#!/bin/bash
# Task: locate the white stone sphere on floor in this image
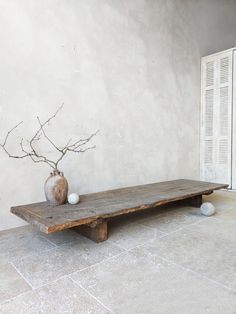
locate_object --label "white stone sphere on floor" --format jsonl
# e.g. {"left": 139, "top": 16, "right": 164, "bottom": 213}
{"left": 68, "top": 193, "right": 80, "bottom": 205}
{"left": 200, "top": 202, "right": 215, "bottom": 216}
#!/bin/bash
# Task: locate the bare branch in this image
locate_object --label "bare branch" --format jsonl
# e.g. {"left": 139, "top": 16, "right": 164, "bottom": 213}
{"left": 66, "top": 130, "right": 100, "bottom": 151}
{"left": 75, "top": 145, "right": 96, "bottom": 153}
{"left": 2, "top": 121, "right": 23, "bottom": 146}
{"left": 0, "top": 122, "right": 29, "bottom": 159}
{"left": 0, "top": 105, "right": 98, "bottom": 171}
{"left": 29, "top": 104, "right": 64, "bottom": 153}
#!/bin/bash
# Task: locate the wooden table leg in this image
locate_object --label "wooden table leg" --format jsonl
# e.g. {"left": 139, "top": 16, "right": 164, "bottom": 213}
{"left": 73, "top": 219, "right": 108, "bottom": 243}
{"left": 185, "top": 195, "right": 203, "bottom": 207}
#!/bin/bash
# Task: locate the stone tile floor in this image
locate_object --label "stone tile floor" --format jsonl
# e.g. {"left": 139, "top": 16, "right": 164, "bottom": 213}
{"left": 0, "top": 190, "right": 236, "bottom": 313}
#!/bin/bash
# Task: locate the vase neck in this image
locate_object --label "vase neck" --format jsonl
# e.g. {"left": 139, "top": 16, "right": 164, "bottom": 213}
{"left": 51, "top": 170, "right": 63, "bottom": 176}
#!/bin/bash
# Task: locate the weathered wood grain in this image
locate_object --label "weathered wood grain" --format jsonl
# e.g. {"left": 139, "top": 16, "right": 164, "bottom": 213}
{"left": 11, "top": 180, "right": 228, "bottom": 236}
{"left": 73, "top": 219, "right": 108, "bottom": 243}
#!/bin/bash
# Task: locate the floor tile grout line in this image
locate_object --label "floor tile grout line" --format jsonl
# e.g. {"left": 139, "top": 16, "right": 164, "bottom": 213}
{"left": 207, "top": 216, "right": 234, "bottom": 223}
{"left": 106, "top": 213, "right": 236, "bottom": 293}
{"left": 40, "top": 235, "right": 84, "bottom": 248}
{"left": 106, "top": 239, "right": 129, "bottom": 252}
{"left": 0, "top": 274, "right": 69, "bottom": 305}
{"left": 48, "top": 232, "right": 126, "bottom": 249}
{"left": 107, "top": 222, "right": 167, "bottom": 251}
{"left": 107, "top": 214, "right": 209, "bottom": 252}
{"left": 136, "top": 215, "right": 211, "bottom": 240}
{"left": 70, "top": 219, "right": 235, "bottom": 308}
{"left": 107, "top": 215, "right": 209, "bottom": 251}
{"left": 134, "top": 221, "right": 168, "bottom": 235}
{"left": 69, "top": 251, "right": 127, "bottom": 277}
{"left": 105, "top": 216, "right": 236, "bottom": 293}
{"left": 11, "top": 250, "right": 128, "bottom": 293}
{"left": 158, "top": 217, "right": 211, "bottom": 237}
{"left": 29, "top": 274, "right": 72, "bottom": 290}
{"left": 50, "top": 234, "right": 130, "bottom": 253}
{"left": 0, "top": 286, "right": 34, "bottom": 306}
{"left": 38, "top": 235, "right": 58, "bottom": 247}
{"left": 154, "top": 254, "right": 236, "bottom": 294}
{"left": 4, "top": 245, "right": 235, "bottom": 307}
{"left": 154, "top": 228, "right": 168, "bottom": 238}
{"left": 70, "top": 276, "right": 114, "bottom": 314}
{"left": 6, "top": 236, "right": 128, "bottom": 295}
{"left": 10, "top": 261, "right": 34, "bottom": 290}
{"left": 10, "top": 235, "right": 98, "bottom": 264}
{"left": 115, "top": 233, "right": 236, "bottom": 294}
{"left": 128, "top": 216, "right": 222, "bottom": 253}
{"left": 10, "top": 246, "right": 57, "bottom": 263}
{"left": 103, "top": 218, "right": 207, "bottom": 253}
{"left": 1, "top": 269, "right": 111, "bottom": 306}
{"left": 122, "top": 237, "right": 158, "bottom": 252}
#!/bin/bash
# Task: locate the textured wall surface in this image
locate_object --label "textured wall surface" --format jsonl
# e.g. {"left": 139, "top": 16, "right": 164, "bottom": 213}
{"left": 0, "top": 0, "right": 236, "bottom": 230}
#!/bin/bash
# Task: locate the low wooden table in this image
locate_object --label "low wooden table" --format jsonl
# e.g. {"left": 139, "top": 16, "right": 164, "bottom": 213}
{"left": 11, "top": 179, "right": 228, "bottom": 243}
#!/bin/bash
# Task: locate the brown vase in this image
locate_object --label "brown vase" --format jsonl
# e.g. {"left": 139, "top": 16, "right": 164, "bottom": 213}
{"left": 44, "top": 170, "right": 68, "bottom": 205}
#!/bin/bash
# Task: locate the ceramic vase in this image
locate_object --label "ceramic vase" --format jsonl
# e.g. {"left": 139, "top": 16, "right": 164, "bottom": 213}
{"left": 44, "top": 170, "right": 68, "bottom": 205}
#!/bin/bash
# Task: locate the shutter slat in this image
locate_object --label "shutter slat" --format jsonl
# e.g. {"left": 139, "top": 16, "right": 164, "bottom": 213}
{"left": 220, "top": 57, "right": 229, "bottom": 84}
{"left": 201, "top": 50, "right": 233, "bottom": 187}
{"left": 218, "top": 139, "right": 228, "bottom": 164}
{"left": 205, "top": 89, "right": 214, "bottom": 136}
{"left": 204, "top": 140, "right": 213, "bottom": 164}
{"left": 220, "top": 87, "right": 229, "bottom": 136}
{"left": 206, "top": 61, "right": 214, "bottom": 87}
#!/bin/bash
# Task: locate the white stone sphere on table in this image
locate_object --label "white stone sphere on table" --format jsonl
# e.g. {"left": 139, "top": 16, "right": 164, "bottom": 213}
{"left": 200, "top": 202, "right": 215, "bottom": 216}
{"left": 68, "top": 193, "right": 80, "bottom": 205}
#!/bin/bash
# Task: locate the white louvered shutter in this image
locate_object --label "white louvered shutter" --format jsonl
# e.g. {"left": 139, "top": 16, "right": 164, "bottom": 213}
{"left": 232, "top": 50, "right": 236, "bottom": 188}
{"left": 200, "top": 50, "right": 233, "bottom": 186}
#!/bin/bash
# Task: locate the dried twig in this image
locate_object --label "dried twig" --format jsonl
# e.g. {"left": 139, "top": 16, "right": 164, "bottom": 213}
{"left": 0, "top": 105, "right": 99, "bottom": 170}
